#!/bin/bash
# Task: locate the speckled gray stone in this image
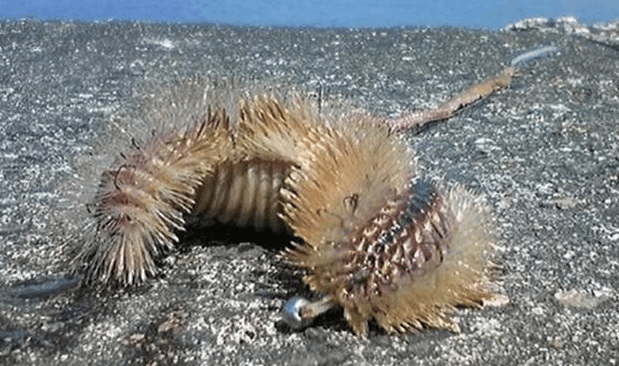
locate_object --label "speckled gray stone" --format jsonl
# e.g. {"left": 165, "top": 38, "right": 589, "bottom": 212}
{"left": 0, "top": 18, "right": 618, "bottom": 366}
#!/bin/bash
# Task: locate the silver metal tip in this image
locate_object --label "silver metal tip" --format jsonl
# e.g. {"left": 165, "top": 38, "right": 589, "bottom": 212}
{"left": 282, "top": 296, "right": 311, "bottom": 329}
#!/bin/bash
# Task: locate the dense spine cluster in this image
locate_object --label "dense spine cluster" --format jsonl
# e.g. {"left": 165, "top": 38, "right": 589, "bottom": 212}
{"left": 78, "top": 110, "right": 232, "bottom": 284}
{"left": 76, "top": 71, "right": 504, "bottom": 336}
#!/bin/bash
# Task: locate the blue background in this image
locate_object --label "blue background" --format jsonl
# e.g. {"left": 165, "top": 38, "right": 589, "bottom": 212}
{"left": 1, "top": 0, "right": 618, "bottom": 28}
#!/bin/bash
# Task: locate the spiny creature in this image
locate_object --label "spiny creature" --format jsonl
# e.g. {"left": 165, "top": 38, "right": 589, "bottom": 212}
{"left": 74, "top": 47, "right": 556, "bottom": 336}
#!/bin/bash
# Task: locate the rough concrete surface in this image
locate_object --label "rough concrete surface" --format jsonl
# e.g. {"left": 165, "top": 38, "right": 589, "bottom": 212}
{"left": 0, "top": 17, "right": 618, "bottom": 365}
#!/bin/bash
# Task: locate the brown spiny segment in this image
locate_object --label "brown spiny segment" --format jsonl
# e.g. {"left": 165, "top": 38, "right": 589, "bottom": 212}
{"left": 189, "top": 95, "right": 327, "bottom": 234}
{"left": 316, "top": 181, "right": 449, "bottom": 301}
{"left": 76, "top": 64, "right": 510, "bottom": 335}
{"left": 77, "top": 109, "right": 233, "bottom": 285}
{"left": 335, "top": 181, "right": 457, "bottom": 335}
{"left": 284, "top": 179, "right": 494, "bottom": 336}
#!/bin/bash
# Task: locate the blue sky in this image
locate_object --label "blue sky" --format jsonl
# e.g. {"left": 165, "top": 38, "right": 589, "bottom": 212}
{"left": 1, "top": 0, "right": 617, "bottom": 28}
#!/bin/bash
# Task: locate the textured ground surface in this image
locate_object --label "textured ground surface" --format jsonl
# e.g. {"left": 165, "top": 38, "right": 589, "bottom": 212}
{"left": 0, "top": 17, "right": 618, "bottom": 365}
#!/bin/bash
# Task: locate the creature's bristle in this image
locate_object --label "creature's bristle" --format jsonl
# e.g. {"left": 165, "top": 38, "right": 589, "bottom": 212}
{"left": 77, "top": 112, "right": 232, "bottom": 285}
{"left": 77, "top": 71, "right": 504, "bottom": 335}
{"left": 280, "top": 119, "right": 415, "bottom": 255}
{"left": 367, "top": 183, "right": 494, "bottom": 335}
{"left": 192, "top": 96, "right": 332, "bottom": 234}
{"left": 283, "top": 175, "right": 494, "bottom": 336}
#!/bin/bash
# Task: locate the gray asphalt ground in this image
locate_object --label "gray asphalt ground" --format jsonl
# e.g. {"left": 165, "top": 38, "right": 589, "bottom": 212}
{"left": 0, "top": 17, "right": 618, "bottom": 365}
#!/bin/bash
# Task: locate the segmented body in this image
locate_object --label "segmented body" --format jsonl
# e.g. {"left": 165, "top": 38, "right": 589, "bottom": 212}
{"left": 334, "top": 181, "right": 449, "bottom": 302}
{"left": 78, "top": 72, "right": 502, "bottom": 336}
{"left": 192, "top": 158, "right": 291, "bottom": 234}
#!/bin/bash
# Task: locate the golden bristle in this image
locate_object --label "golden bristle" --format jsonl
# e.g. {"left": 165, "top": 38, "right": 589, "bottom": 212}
{"left": 280, "top": 129, "right": 495, "bottom": 335}
{"left": 350, "top": 183, "right": 495, "bottom": 335}
{"left": 280, "top": 121, "right": 415, "bottom": 255}
{"left": 192, "top": 95, "right": 327, "bottom": 234}
{"left": 77, "top": 111, "right": 232, "bottom": 285}
{"left": 77, "top": 69, "right": 507, "bottom": 335}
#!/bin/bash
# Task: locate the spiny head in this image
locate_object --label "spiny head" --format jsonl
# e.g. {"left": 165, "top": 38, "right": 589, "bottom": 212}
{"left": 282, "top": 140, "right": 495, "bottom": 336}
